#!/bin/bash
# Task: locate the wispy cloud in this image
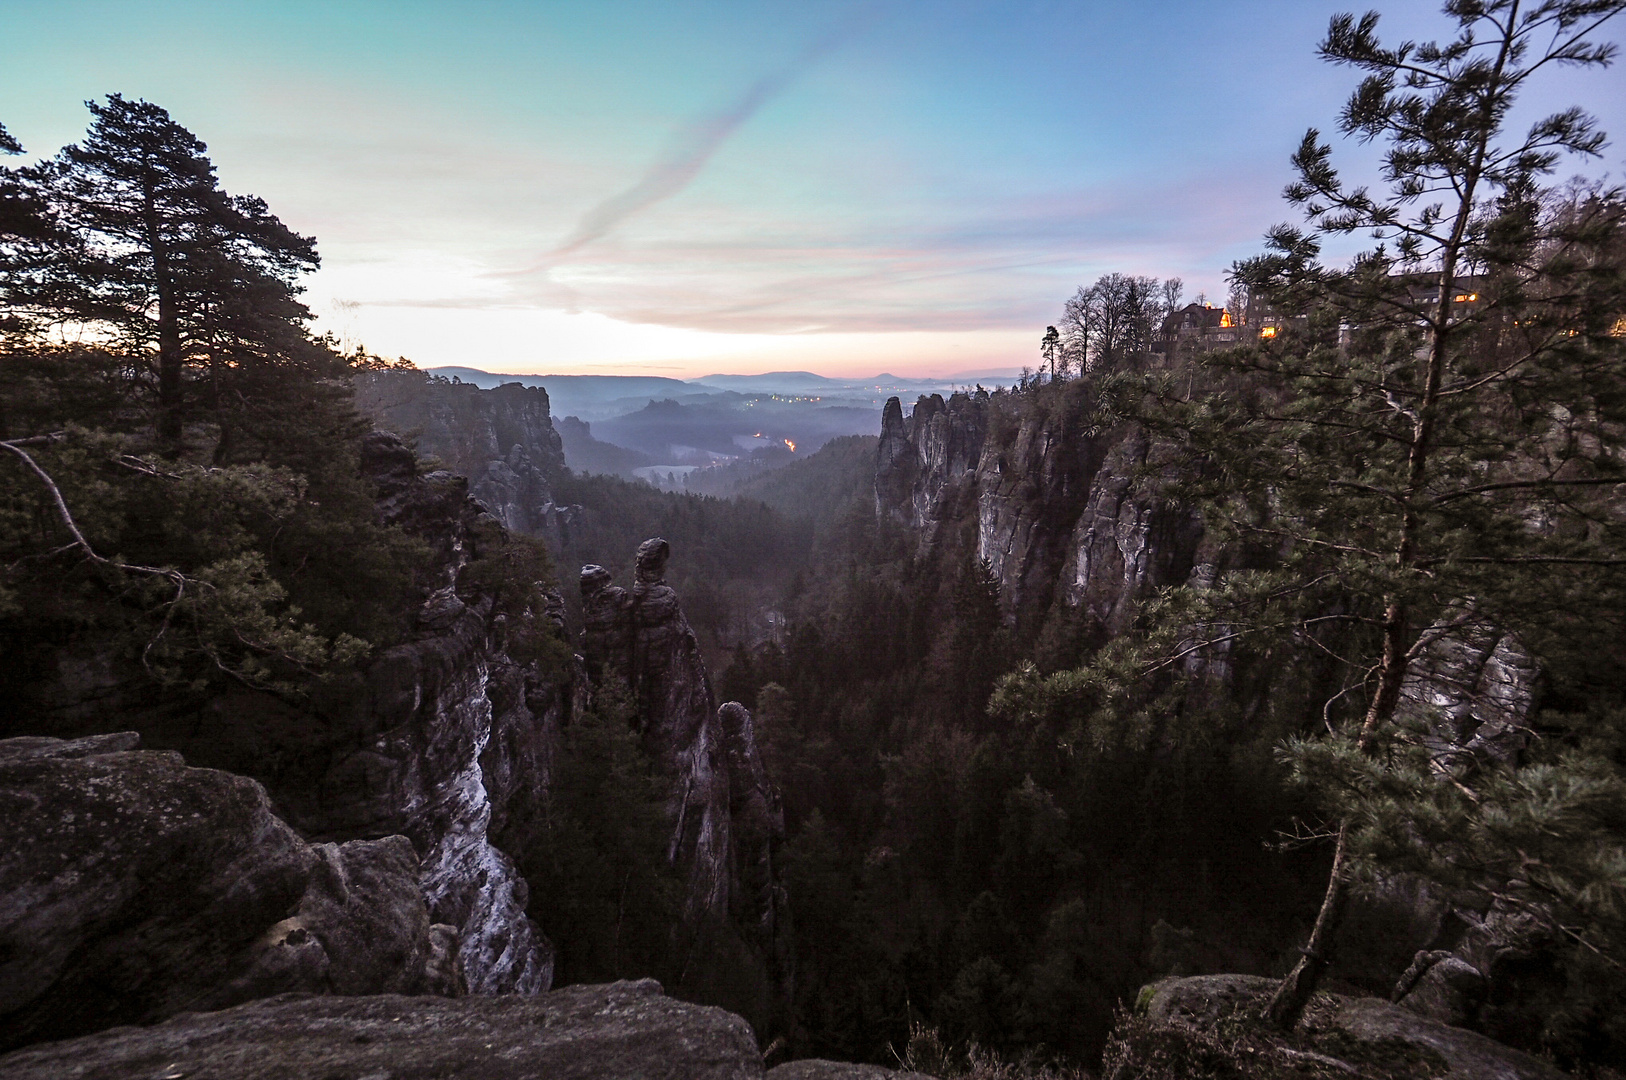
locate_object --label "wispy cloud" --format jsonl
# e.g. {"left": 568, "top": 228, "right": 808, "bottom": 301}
{"left": 509, "top": 18, "right": 864, "bottom": 275}
{"left": 471, "top": 162, "right": 1286, "bottom": 334}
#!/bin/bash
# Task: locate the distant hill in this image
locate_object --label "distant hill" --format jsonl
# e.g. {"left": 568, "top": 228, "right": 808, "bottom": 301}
{"left": 426, "top": 368, "right": 726, "bottom": 421}
{"left": 726, "top": 435, "right": 881, "bottom": 522}
{"left": 424, "top": 366, "right": 1011, "bottom": 418}
{"left": 690, "top": 371, "right": 847, "bottom": 393}
{"left": 689, "top": 371, "right": 992, "bottom": 396}
{"left": 590, "top": 397, "right": 879, "bottom": 464}
{"left": 554, "top": 415, "right": 654, "bottom": 477}
{"left": 431, "top": 367, "right": 709, "bottom": 395}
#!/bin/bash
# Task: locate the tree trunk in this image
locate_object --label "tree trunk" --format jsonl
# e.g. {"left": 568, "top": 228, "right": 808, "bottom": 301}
{"left": 143, "top": 179, "right": 183, "bottom": 453}
{"left": 1266, "top": 601, "right": 1407, "bottom": 1028}
{"left": 1266, "top": 822, "right": 1350, "bottom": 1027}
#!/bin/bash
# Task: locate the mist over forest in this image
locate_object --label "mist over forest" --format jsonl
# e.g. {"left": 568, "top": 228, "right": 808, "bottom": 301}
{"left": 427, "top": 365, "right": 999, "bottom": 494}
{"left": 5, "top": 4, "right": 1626, "bottom": 1080}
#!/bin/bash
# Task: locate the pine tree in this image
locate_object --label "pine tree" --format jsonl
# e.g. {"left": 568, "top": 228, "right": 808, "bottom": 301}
{"left": 10, "top": 96, "right": 326, "bottom": 453}
{"left": 0, "top": 122, "right": 56, "bottom": 338}
{"left": 1055, "top": 0, "right": 1626, "bottom": 1032}
{"left": 2, "top": 99, "right": 425, "bottom": 693}
{"left": 1212, "top": 1, "right": 1625, "bottom": 1028}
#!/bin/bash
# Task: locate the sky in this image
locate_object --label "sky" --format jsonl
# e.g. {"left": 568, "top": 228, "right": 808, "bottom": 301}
{"left": 3, "top": 1, "right": 1625, "bottom": 380}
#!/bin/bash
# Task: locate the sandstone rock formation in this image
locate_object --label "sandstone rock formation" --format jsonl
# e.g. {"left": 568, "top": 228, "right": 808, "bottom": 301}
{"left": 580, "top": 538, "right": 791, "bottom": 1019}
{"left": 876, "top": 392, "right": 989, "bottom": 539}
{"left": 0, "top": 979, "right": 760, "bottom": 1080}
{"left": 1396, "top": 613, "right": 1539, "bottom": 767}
{"left": 355, "top": 371, "right": 579, "bottom": 545}
{"left": 1388, "top": 894, "right": 1566, "bottom": 1053}
{"left": 1377, "top": 616, "right": 1547, "bottom": 1039}
{"left": 876, "top": 391, "right": 1204, "bottom": 631}
{"left": 0, "top": 732, "right": 454, "bottom": 1052}
{"left": 1056, "top": 427, "right": 1207, "bottom": 635}
{"left": 315, "top": 431, "right": 562, "bottom": 995}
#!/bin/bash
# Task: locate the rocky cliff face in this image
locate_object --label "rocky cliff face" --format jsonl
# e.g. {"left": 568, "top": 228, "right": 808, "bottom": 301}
{"left": 1055, "top": 427, "right": 1208, "bottom": 635}
{"left": 877, "top": 389, "right": 1205, "bottom": 632}
{"left": 291, "top": 431, "right": 563, "bottom": 994}
{"left": 356, "top": 371, "right": 579, "bottom": 545}
{"left": 0, "top": 432, "right": 564, "bottom": 999}
{"left": 338, "top": 431, "right": 790, "bottom": 1005}
{"left": 1381, "top": 615, "right": 1548, "bottom": 1040}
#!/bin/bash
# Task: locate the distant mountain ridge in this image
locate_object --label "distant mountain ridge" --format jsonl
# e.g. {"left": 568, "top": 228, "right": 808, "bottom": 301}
{"left": 692, "top": 371, "right": 851, "bottom": 392}
{"left": 427, "top": 366, "right": 1024, "bottom": 398}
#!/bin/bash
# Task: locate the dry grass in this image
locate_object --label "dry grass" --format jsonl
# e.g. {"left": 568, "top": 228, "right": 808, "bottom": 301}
{"left": 895, "top": 1022, "right": 1095, "bottom": 1080}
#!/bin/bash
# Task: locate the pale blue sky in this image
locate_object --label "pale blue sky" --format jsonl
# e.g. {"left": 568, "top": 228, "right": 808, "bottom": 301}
{"left": 4, "top": 1, "right": 1623, "bottom": 376}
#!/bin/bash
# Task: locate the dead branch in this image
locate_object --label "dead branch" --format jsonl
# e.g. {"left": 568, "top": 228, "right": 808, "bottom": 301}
{"left": 2, "top": 435, "right": 190, "bottom": 677}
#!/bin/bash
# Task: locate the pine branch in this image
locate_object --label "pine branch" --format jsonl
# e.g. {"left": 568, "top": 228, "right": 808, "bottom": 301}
{"left": 1432, "top": 477, "right": 1626, "bottom": 504}
{"left": 1423, "top": 555, "right": 1626, "bottom": 566}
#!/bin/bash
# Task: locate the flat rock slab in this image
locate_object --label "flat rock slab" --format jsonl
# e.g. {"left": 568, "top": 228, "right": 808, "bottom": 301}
{"left": 1335, "top": 996, "right": 1565, "bottom": 1080}
{"left": 768, "top": 1060, "right": 937, "bottom": 1080}
{"left": 1142, "top": 974, "right": 1566, "bottom": 1080}
{"left": 0, "top": 980, "right": 760, "bottom": 1080}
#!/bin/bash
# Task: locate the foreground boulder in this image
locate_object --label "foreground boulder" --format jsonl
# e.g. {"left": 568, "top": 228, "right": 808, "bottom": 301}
{"left": 0, "top": 979, "right": 757, "bottom": 1080}
{"left": 1118, "top": 974, "right": 1565, "bottom": 1080}
{"left": 0, "top": 733, "right": 455, "bottom": 1052}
